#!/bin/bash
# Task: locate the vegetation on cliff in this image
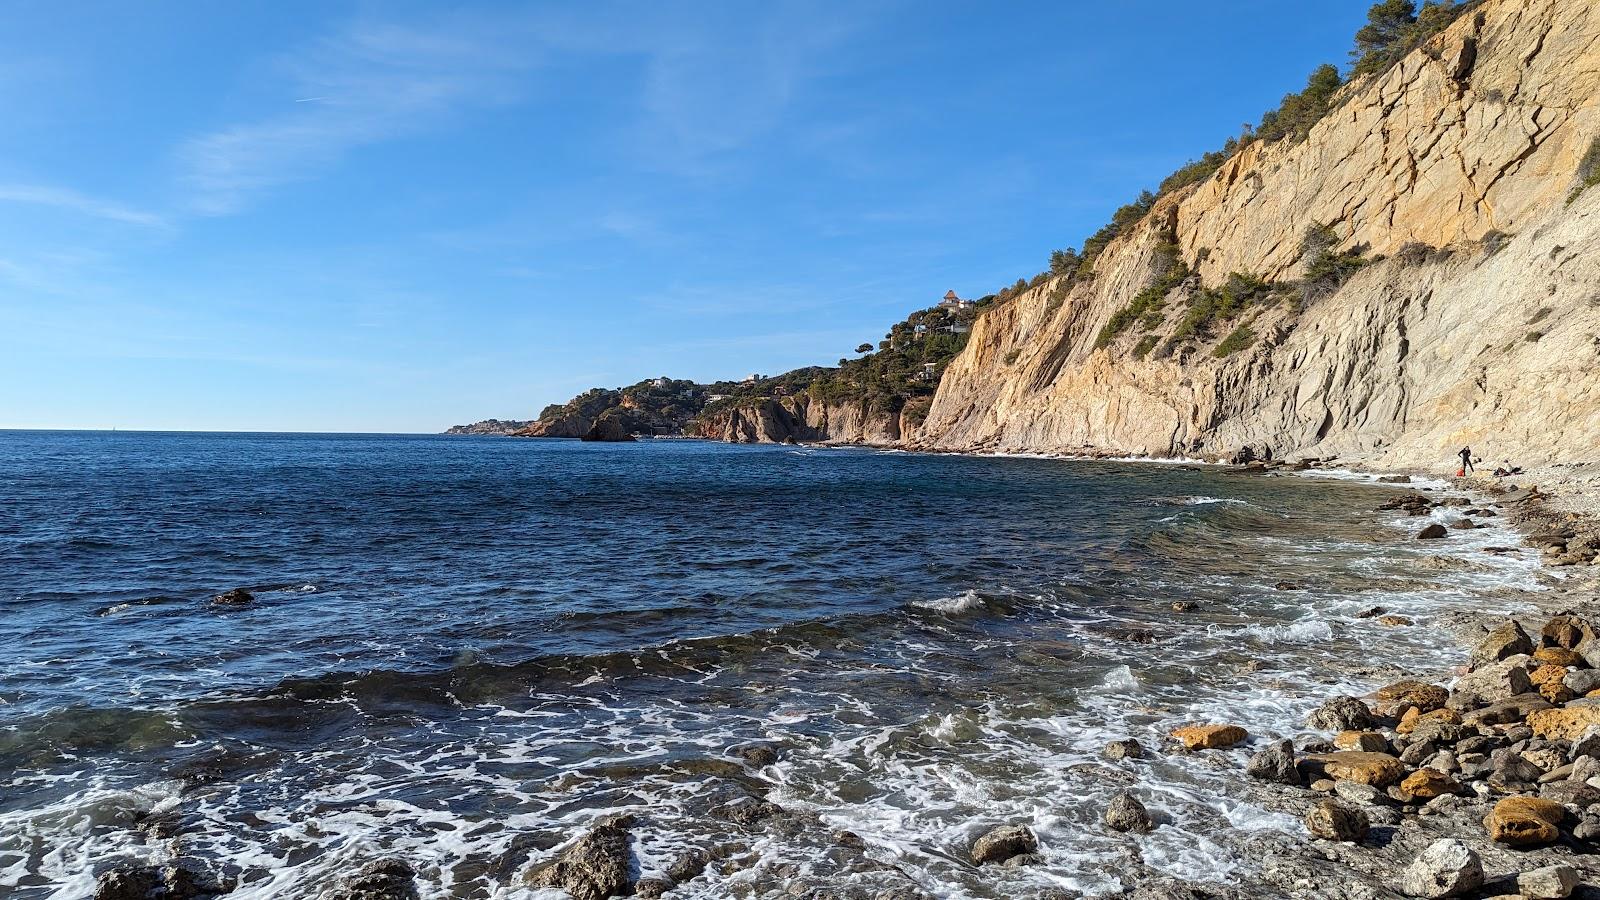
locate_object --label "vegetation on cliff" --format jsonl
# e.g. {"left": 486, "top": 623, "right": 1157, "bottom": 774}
{"left": 519, "top": 378, "right": 720, "bottom": 438}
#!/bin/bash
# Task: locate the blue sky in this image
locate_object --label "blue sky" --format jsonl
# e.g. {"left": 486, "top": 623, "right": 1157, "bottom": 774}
{"left": 0, "top": 1, "right": 1370, "bottom": 432}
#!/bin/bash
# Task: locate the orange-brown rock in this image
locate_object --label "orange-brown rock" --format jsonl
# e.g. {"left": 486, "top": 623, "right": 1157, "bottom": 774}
{"left": 1334, "top": 731, "right": 1388, "bottom": 753}
{"left": 1534, "top": 647, "right": 1585, "bottom": 667}
{"left": 1398, "top": 769, "right": 1460, "bottom": 801}
{"left": 1374, "top": 681, "right": 1450, "bottom": 716}
{"left": 1398, "top": 707, "right": 1462, "bottom": 736}
{"left": 1301, "top": 752, "right": 1407, "bottom": 788}
{"left": 1484, "top": 796, "right": 1565, "bottom": 846}
{"left": 1539, "top": 681, "right": 1576, "bottom": 704}
{"left": 1171, "top": 724, "right": 1247, "bottom": 750}
{"left": 1530, "top": 664, "right": 1570, "bottom": 688}
{"left": 1527, "top": 702, "right": 1600, "bottom": 741}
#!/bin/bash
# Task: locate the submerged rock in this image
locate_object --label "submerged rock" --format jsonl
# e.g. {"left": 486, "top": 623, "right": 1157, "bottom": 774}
{"left": 1101, "top": 738, "right": 1144, "bottom": 761}
{"left": 94, "top": 859, "right": 234, "bottom": 900}
{"left": 1398, "top": 839, "right": 1482, "bottom": 898}
{"left": 969, "top": 824, "right": 1037, "bottom": 865}
{"left": 210, "top": 588, "right": 254, "bottom": 606}
{"left": 1417, "top": 523, "right": 1449, "bottom": 540}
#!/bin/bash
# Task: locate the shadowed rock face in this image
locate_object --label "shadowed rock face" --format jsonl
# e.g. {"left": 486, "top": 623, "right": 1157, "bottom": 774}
{"left": 526, "top": 821, "right": 635, "bottom": 900}
{"left": 914, "top": 0, "right": 1600, "bottom": 470}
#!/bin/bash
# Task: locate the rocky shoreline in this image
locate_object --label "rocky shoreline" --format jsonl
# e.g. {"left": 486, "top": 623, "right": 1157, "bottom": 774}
{"left": 87, "top": 469, "right": 1600, "bottom": 900}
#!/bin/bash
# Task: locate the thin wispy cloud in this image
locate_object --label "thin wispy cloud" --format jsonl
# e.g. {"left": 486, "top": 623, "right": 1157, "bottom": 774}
{"left": 0, "top": 184, "right": 166, "bottom": 228}
{"left": 178, "top": 17, "right": 541, "bottom": 215}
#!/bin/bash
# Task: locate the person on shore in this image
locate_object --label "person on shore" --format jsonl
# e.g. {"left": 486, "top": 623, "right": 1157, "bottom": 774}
{"left": 1458, "top": 446, "right": 1474, "bottom": 475}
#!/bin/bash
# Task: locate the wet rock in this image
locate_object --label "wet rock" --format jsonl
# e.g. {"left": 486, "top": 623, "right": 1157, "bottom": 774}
{"left": 1471, "top": 619, "right": 1534, "bottom": 663}
{"left": 732, "top": 744, "right": 779, "bottom": 767}
{"left": 1450, "top": 658, "right": 1534, "bottom": 708}
{"left": 1169, "top": 723, "right": 1246, "bottom": 750}
{"left": 1245, "top": 740, "right": 1301, "bottom": 785}
{"left": 526, "top": 821, "right": 634, "bottom": 900}
{"left": 634, "top": 879, "right": 670, "bottom": 899}
{"left": 333, "top": 860, "right": 419, "bottom": 900}
{"left": 1304, "top": 799, "right": 1368, "bottom": 843}
{"left": 95, "top": 859, "right": 234, "bottom": 900}
{"left": 1516, "top": 865, "right": 1579, "bottom": 899}
{"left": 832, "top": 830, "right": 865, "bottom": 850}
{"left": 210, "top": 588, "right": 254, "bottom": 606}
{"left": 1333, "top": 731, "right": 1389, "bottom": 753}
{"left": 1377, "top": 614, "right": 1414, "bottom": 627}
{"left": 969, "top": 824, "right": 1037, "bottom": 865}
{"left": 1417, "top": 523, "right": 1449, "bottom": 540}
{"left": 1000, "top": 853, "right": 1043, "bottom": 869}
{"left": 1356, "top": 606, "right": 1386, "bottom": 618}
{"left": 1378, "top": 474, "right": 1412, "bottom": 484}
{"left": 1169, "top": 599, "right": 1199, "bottom": 611}
{"left": 1275, "top": 581, "right": 1303, "bottom": 591}
{"left": 1398, "top": 838, "right": 1482, "bottom": 898}
{"left": 1306, "top": 696, "right": 1374, "bottom": 732}
{"left": 1375, "top": 680, "right": 1450, "bottom": 716}
{"left": 1300, "top": 751, "right": 1407, "bottom": 787}
{"left": 1528, "top": 698, "right": 1600, "bottom": 741}
{"left": 94, "top": 866, "right": 161, "bottom": 900}
{"left": 1101, "top": 738, "right": 1144, "bottom": 760}
{"left": 666, "top": 848, "right": 710, "bottom": 884}
{"left": 716, "top": 798, "right": 784, "bottom": 825}
{"left": 1103, "top": 791, "right": 1153, "bottom": 834}
{"left": 1483, "top": 796, "right": 1565, "bottom": 846}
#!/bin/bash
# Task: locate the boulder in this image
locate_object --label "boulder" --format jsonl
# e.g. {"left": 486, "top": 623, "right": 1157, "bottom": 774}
{"left": 1396, "top": 769, "right": 1460, "bottom": 801}
{"left": 1304, "top": 799, "right": 1368, "bottom": 843}
{"left": 1375, "top": 681, "right": 1450, "bottom": 716}
{"left": 1484, "top": 796, "right": 1565, "bottom": 846}
{"left": 526, "top": 822, "right": 635, "bottom": 900}
{"left": 1170, "top": 723, "right": 1247, "bottom": 750}
{"left": 969, "top": 825, "right": 1037, "bottom": 865}
{"left": 1377, "top": 614, "right": 1414, "bottom": 627}
{"left": 732, "top": 744, "right": 779, "bottom": 767}
{"left": 1450, "top": 658, "right": 1533, "bottom": 708}
{"left": 1527, "top": 699, "right": 1600, "bottom": 741}
{"left": 1301, "top": 751, "right": 1407, "bottom": 787}
{"left": 1398, "top": 707, "right": 1461, "bottom": 736}
{"left": 1417, "top": 523, "right": 1449, "bottom": 540}
{"left": 1541, "top": 613, "right": 1597, "bottom": 650}
{"left": 1534, "top": 646, "right": 1584, "bottom": 667}
{"left": 94, "top": 860, "right": 234, "bottom": 900}
{"left": 1564, "top": 669, "right": 1600, "bottom": 695}
{"left": 1529, "top": 663, "right": 1571, "bottom": 689}
{"left": 1398, "top": 839, "right": 1482, "bottom": 899}
{"left": 1461, "top": 694, "right": 1551, "bottom": 726}
{"left": 1472, "top": 619, "right": 1534, "bottom": 663}
{"left": 1103, "top": 791, "right": 1153, "bottom": 834}
{"left": 1306, "top": 697, "right": 1374, "bottom": 732}
{"left": 1516, "top": 865, "right": 1579, "bottom": 899}
{"left": 1333, "top": 731, "right": 1389, "bottom": 753}
{"left": 1246, "top": 740, "right": 1301, "bottom": 785}
{"left": 1570, "top": 724, "right": 1600, "bottom": 760}
{"left": 1102, "top": 739, "right": 1144, "bottom": 761}
{"left": 1408, "top": 715, "right": 1469, "bottom": 747}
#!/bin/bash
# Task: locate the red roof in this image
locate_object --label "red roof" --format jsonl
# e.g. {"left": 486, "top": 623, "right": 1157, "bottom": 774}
{"left": 944, "top": 290, "right": 959, "bottom": 300}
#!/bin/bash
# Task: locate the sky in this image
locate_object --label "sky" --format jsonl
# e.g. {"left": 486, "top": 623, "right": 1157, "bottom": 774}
{"left": 0, "top": 1, "right": 1373, "bottom": 433}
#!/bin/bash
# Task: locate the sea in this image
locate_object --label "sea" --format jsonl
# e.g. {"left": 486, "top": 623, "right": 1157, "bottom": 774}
{"left": 0, "top": 431, "right": 1546, "bottom": 898}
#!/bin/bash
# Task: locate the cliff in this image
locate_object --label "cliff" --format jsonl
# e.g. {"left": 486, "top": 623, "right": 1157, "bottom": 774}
{"left": 689, "top": 395, "right": 918, "bottom": 446}
{"left": 916, "top": 0, "right": 1600, "bottom": 471}
{"left": 516, "top": 380, "right": 711, "bottom": 439}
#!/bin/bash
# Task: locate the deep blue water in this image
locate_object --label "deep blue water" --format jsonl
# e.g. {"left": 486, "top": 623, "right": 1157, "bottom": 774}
{"left": 0, "top": 432, "right": 1542, "bottom": 898}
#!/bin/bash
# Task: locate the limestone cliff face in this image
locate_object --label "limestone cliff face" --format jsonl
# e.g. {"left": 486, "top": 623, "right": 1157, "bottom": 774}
{"left": 917, "top": 0, "right": 1600, "bottom": 471}
{"left": 691, "top": 396, "right": 915, "bottom": 446}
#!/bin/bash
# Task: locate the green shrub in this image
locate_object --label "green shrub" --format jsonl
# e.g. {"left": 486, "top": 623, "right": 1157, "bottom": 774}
{"left": 1214, "top": 324, "right": 1258, "bottom": 358}
{"left": 1094, "top": 244, "right": 1189, "bottom": 350}
{"left": 1300, "top": 223, "right": 1371, "bottom": 302}
{"left": 1163, "top": 272, "right": 1275, "bottom": 354}
{"left": 1255, "top": 64, "right": 1344, "bottom": 144}
{"left": 1131, "top": 335, "right": 1159, "bottom": 360}
{"left": 1350, "top": 1, "right": 1472, "bottom": 79}
{"left": 1004, "top": 348, "right": 1021, "bottom": 365}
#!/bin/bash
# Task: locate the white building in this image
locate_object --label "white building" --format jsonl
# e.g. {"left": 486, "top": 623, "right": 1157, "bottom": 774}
{"left": 938, "top": 290, "right": 976, "bottom": 312}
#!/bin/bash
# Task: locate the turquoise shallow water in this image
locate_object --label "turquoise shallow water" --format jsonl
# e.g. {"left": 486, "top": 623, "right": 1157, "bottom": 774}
{"left": 0, "top": 432, "right": 1542, "bottom": 897}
